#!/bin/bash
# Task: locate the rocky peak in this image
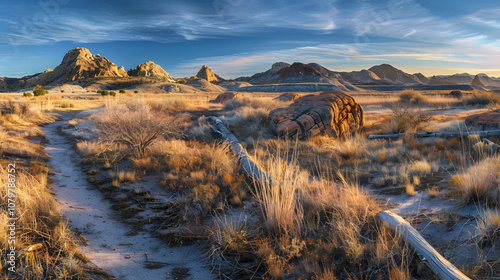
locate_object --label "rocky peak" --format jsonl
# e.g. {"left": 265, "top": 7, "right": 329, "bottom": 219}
{"left": 270, "top": 62, "right": 291, "bottom": 74}
{"left": 128, "top": 61, "right": 175, "bottom": 82}
{"left": 196, "top": 65, "right": 220, "bottom": 83}
{"left": 471, "top": 75, "right": 485, "bottom": 88}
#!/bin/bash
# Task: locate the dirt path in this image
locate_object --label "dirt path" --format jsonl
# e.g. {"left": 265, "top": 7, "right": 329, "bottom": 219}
{"left": 42, "top": 111, "right": 213, "bottom": 280}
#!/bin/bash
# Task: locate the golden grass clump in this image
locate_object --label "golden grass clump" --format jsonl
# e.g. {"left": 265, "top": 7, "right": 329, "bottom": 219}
{"left": 475, "top": 208, "right": 500, "bottom": 247}
{"left": 450, "top": 155, "right": 500, "bottom": 205}
{"left": 254, "top": 153, "right": 306, "bottom": 236}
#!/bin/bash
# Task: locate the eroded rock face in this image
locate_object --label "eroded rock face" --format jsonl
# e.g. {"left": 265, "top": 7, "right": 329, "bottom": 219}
{"left": 274, "top": 92, "right": 300, "bottom": 102}
{"left": 269, "top": 91, "right": 364, "bottom": 140}
{"left": 210, "top": 92, "right": 242, "bottom": 104}
{"left": 23, "top": 47, "right": 128, "bottom": 87}
{"left": 128, "top": 61, "right": 175, "bottom": 82}
{"left": 196, "top": 65, "right": 221, "bottom": 83}
{"left": 465, "top": 110, "right": 500, "bottom": 130}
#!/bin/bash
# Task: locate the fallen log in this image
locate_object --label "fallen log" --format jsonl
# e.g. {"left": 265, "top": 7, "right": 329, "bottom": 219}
{"left": 377, "top": 210, "right": 470, "bottom": 280}
{"left": 199, "top": 116, "right": 269, "bottom": 182}
{"left": 482, "top": 138, "right": 500, "bottom": 149}
{"left": 368, "top": 130, "right": 500, "bottom": 140}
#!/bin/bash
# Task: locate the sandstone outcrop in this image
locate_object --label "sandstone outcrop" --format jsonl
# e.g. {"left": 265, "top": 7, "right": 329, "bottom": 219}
{"left": 196, "top": 65, "right": 221, "bottom": 83}
{"left": 127, "top": 61, "right": 175, "bottom": 82}
{"left": 269, "top": 91, "right": 364, "bottom": 140}
{"left": 274, "top": 92, "right": 300, "bottom": 102}
{"left": 22, "top": 47, "right": 128, "bottom": 87}
{"left": 210, "top": 92, "right": 242, "bottom": 104}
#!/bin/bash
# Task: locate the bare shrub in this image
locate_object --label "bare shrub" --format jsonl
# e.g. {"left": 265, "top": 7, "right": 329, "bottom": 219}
{"left": 92, "top": 102, "right": 189, "bottom": 156}
{"left": 399, "top": 89, "right": 427, "bottom": 104}
{"left": 389, "top": 104, "right": 431, "bottom": 133}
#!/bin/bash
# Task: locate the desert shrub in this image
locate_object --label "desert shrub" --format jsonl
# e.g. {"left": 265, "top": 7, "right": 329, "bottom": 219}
{"left": 33, "top": 85, "right": 48, "bottom": 96}
{"left": 119, "top": 89, "right": 126, "bottom": 94}
{"left": 109, "top": 91, "right": 117, "bottom": 96}
{"left": 450, "top": 90, "right": 462, "bottom": 98}
{"left": 1, "top": 100, "right": 31, "bottom": 115}
{"left": 134, "top": 90, "right": 139, "bottom": 94}
{"left": 23, "top": 92, "right": 32, "bottom": 97}
{"left": 100, "top": 90, "right": 109, "bottom": 96}
{"left": 60, "top": 90, "right": 65, "bottom": 93}
{"left": 389, "top": 105, "right": 431, "bottom": 133}
{"left": 92, "top": 101, "right": 189, "bottom": 156}
{"left": 61, "top": 102, "right": 75, "bottom": 108}
{"left": 399, "top": 89, "right": 426, "bottom": 104}
{"left": 463, "top": 91, "right": 500, "bottom": 106}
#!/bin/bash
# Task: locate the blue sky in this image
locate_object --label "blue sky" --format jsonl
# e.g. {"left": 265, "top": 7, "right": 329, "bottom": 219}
{"left": 1, "top": 0, "right": 500, "bottom": 78}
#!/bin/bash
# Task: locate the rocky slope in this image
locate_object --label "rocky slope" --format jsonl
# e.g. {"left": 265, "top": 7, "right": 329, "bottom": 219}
{"left": 127, "top": 61, "right": 175, "bottom": 82}
{"left": 13, "top": 48, "right": 128, "bottom": 88}
{"left": 368, "top": 64, "right": 426, "bottom": 85}
{"left": 428, "top": 75, "right": 473, "bottom": 85}
{"left": 196, "top": 65, "right": 222, "bottom": 83}
{"left": 233, "top": 62, "right": 359, "bottom": 92}
{"left": 472, "top": 74, "right": 500, "bottom": 88}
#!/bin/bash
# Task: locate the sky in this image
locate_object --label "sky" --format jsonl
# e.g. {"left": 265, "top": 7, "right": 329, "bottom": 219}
{"left": 1, "top": 0, "right": 500, "bottom": 79}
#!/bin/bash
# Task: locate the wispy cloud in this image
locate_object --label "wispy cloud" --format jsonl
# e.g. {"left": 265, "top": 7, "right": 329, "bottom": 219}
{"left": 1, "top": 0, "right": 340, "bottom": 45}
{"left": 466, "top": 8, "right": 500, "bottom": 30}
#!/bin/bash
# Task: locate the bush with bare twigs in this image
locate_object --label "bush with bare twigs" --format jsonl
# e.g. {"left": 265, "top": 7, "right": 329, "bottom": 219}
{"left": 92, "top": 101, "right": 189, "bottom": 156}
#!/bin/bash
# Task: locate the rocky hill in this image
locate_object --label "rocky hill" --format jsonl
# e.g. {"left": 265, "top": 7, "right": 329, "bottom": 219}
{"left": 428, "top": 74, "right": 473, "bottom": 85}
{"left": 196, "top": 65, "right": 222, "bottom": 83}
{"left": 12, "top": 47, "right": 129, "bottom": 88}
{"left": 368, "top": 64, "right": 426, "bottom": 85}
{"left": 307, "top": 63, "right": 385, "bottom": 85}
{"left": 236, "top": 62, "right": 290, "bottom": 84}
{"left": 473, "top": 74, "right": 500, "bottom": 88}
{"left": 128, "top": 61, "right": 175, "bottom": 82}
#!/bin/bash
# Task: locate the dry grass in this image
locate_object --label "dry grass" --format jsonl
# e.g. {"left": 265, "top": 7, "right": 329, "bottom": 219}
{"left": 254, "top": 149, "right": 307, "bottom": 236}
{"left": 463, "top": 91, "right": 500, "bottom": 106}
{"left": 221, "top": 97, "right": 289, "bottom": 140}
{"left": 450, "top": 155, "right": 500, "bottom": 205}
{"left": 475, "top": 208, "right": 500, "bottom": 247}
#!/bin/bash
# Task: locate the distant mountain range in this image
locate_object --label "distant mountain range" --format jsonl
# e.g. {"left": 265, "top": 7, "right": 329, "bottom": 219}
{"left": 1, "top": 47, "right": 500, "bottom": 92}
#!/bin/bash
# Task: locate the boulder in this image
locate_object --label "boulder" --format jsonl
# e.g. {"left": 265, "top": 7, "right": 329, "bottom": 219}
{"left": 269, "top": 91, "right": 364, "bottom": 140}
{"left": 210, "top": 92, "right": 242, "bottom": 104}
{"left": 274, "top": 92, "right": 300, "bottom": 102}
{"left": 465, "top": 110, "right": 500, "bottom": 130}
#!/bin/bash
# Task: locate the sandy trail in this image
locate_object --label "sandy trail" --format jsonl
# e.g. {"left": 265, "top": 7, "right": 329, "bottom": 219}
{"left": 42, "top": 111, "right": 213, "bottom": 280}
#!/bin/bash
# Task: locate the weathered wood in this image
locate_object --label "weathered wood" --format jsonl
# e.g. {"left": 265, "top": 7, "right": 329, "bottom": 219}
{"left": 377, "top": 210, "right": 470, "bottom": 280}
{"left": 368, "top": 130, "right": 500, "bottom": 140}
{"left": 482, "top": 138, "right": 500, "bottom": 149}
{"left": 199, "top": 116, "right": 269, "bottom": 182}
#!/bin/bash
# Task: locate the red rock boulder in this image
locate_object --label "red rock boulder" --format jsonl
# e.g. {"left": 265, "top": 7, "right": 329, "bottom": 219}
{"left": 274, "top": 92, "right": 300, "bottom": 102}
{"left": 465, "top": 110, "right": 500, "bottom": 130}
{"left": 210, "top": 92, "right": 242, "bottom": 104}
{"left": 269, "top": 91, "right": 364, "bottom": 139}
